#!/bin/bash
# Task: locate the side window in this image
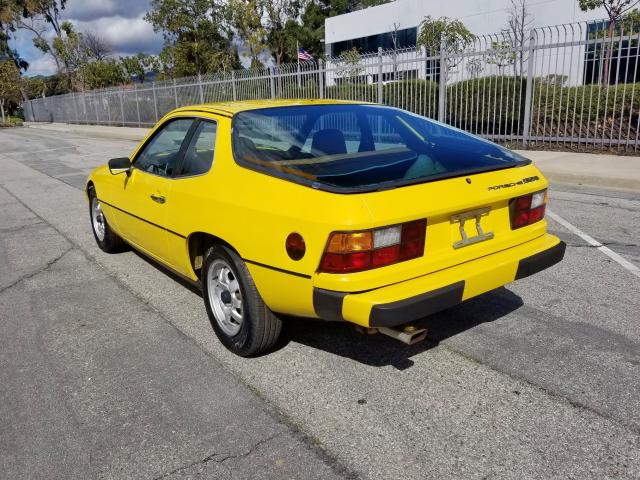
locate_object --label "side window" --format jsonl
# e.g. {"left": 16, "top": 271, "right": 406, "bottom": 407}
{"left": 178, "top": 120, "right": 217, "bottom": 176}
{"left": 134, "top": 118, "right": 194, "bottom": 177}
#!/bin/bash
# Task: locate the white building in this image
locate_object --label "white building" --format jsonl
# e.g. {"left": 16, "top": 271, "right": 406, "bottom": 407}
{"left": 324, "top": 0, "right": 614, "bottom": 86}
{"left": 325, "top": 0, "right": 606, "bottom": 56}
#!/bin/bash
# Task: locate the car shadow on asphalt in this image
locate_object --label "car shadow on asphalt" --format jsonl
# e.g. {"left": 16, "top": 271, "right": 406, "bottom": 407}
{"left": 130, "top": 250, "right": 524, "bottom": 370}
{"left": 280, "top": 288, "right": 524, "bottom": 371}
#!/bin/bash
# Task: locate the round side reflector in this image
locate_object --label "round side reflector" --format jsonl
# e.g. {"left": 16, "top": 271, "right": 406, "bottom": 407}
{"left": 286, "top": 233, "right": 306, "bottom": 260}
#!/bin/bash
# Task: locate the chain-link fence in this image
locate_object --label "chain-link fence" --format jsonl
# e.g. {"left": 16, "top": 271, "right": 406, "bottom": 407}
{"left": 23, "top": 20, "right": 640, "bottom": 152}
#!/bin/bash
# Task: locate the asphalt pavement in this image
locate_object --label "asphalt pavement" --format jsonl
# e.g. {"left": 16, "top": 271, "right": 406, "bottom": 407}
{"left": 1, "top": 126, "right": 639, "bottom": 480}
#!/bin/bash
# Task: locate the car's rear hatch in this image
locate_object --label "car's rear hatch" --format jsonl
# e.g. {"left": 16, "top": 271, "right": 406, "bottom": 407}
{"left": 313, "top": 162, "right": 548, "bottom": 293}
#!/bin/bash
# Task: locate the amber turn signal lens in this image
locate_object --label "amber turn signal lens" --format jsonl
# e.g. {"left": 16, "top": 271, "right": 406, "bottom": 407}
{"left": 286, "top": 233, "right": 306, "bottom": 260}
{"left": 326, "top": 231, "right": 373, "bottom": 253}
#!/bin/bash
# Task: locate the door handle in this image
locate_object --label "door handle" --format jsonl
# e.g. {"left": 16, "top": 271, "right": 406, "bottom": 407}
{"left": 150, "top": 194, "right": 166, "bottom": 204}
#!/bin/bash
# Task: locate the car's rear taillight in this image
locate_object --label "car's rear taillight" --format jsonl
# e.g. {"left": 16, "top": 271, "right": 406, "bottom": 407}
{"left": 319, "top": 219, "right": 426, "bottom": 273}
{"left": 511, "top": 190, "right": 547, "bottom": 229}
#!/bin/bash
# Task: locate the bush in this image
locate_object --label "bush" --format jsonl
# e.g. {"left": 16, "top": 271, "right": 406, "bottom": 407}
{"left": 530, "top": 82, "right": 640, "bottom": 139}
{"left": 0, "top": 116, "right": 23, "bottom": 127}
{"left": 384, "top": 80, "right": 438, "bottom": 118}
{"left": 445, "top": 76, "right": 527, "bottom": 136}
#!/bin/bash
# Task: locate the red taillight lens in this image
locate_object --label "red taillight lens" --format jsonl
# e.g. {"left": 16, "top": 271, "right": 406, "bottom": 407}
{"left": 511, "top": 190, "right": 547, "bottom": 229}
{"left": 319, "top": 219, "right": 426, "bottom": 273}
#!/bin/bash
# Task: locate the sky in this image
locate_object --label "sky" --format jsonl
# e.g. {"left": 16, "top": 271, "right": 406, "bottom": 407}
{"left": 10, "top": 0, "right": 164, "bottom": 76}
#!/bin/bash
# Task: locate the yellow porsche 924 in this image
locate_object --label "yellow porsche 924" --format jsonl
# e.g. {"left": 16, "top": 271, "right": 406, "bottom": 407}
{"left": 86, "top": 100, "right": 565, "bottom": 356}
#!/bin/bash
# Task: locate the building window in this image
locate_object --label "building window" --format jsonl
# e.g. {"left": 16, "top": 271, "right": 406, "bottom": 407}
{"left": 584, "top": 19, "right": 640, "bottom": 85}
{"left": 331, "top": 27, "right": 418, "bottom": 56}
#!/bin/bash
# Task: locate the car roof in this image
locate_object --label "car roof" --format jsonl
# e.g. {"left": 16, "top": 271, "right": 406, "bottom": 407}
{"left": 171, "top": 99, "right": 370, "bottom": 117}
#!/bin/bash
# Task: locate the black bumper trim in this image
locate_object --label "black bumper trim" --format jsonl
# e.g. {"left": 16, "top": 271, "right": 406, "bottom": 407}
{"left": 369, "top": 281, "right": 465, "bottom": 328}
{"left": 515, "top": 240, "right": 566, "bottom": 280}
{"left": 313, "top": 288, "right": 347, "bottom": 322}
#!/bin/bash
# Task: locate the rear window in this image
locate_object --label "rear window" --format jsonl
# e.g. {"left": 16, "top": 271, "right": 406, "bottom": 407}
{"left": 231, "top": 104, "right": 529, "bottom": 192}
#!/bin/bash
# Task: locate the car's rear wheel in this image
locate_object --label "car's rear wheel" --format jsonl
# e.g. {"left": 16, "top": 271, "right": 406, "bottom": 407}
{"left": 202, "top": 244, "right": 282, "bottom": 357}
{"left": 88, "top": 187, "right": 125, "bottom": 253}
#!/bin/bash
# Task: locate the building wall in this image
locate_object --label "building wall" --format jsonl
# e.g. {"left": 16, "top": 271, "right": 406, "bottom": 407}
{"left": 325, "top": 0, "right": 609, "bottom": 51}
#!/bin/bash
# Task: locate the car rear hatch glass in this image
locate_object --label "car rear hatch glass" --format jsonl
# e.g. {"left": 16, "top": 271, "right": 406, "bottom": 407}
{"left": 231, "top": 104, "right": 530, "bottom": 193}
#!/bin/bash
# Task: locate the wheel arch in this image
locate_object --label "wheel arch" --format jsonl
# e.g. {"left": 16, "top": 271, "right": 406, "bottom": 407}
{"left": 187, "top": 232, "right": 240, "bottom": 280}
{"left": 86, "top": 180, "right": 95, "bottom": 200}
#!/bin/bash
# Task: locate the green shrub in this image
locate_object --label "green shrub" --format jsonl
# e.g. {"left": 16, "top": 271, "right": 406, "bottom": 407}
{"left": 445, "top": 76, "right": 527, "bottom": 135}
{"left": 384, "top": 80, "right": 439, "bottom": 118}
{"left": 0, "top": 116, "right": 23, "bottom": 127}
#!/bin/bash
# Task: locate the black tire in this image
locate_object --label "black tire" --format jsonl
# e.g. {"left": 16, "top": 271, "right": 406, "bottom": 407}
{"left": 202, "top": 244, "right": 282, "bottom": 357}
{"left": 88, "top": 186, "right": 126, "bottom": 253}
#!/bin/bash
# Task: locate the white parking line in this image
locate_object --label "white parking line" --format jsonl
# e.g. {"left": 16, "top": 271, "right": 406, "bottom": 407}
{"left": 547, "top": 209, "right": 640, "bottom": 279}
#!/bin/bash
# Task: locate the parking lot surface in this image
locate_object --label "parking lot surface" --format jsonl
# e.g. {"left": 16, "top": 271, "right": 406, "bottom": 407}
{"left": 1, "top": 127, "right": 639, "bottom": 479}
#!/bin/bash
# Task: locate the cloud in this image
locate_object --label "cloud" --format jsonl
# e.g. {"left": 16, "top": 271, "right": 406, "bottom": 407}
{"left": 71, "top": 15, "right": 164, "bottom": 56}
{"left": 64, "top": 0, "right": 152, "bottom": 22}
{"left": 27, "top": 55, "right": 58, "bottom": 76}
{"left": 10, "top": 0, "right": 164, "bottom": 77}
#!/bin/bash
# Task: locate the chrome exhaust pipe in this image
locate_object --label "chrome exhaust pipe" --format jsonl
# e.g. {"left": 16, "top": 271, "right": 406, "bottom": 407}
{"left": 377, "top": 325, "right": 427, "bottom": 345}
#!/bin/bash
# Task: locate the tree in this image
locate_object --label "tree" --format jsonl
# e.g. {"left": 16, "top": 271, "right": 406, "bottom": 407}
{"left": 145, "top": 0, "right": 239, "bottom": 76}
{"left": 504, "top": 0, "right": 533, "bottom": 76}
{"left": 261, "top": 0, "right": 303, "bottom": 65}
{"left": 417, "top": 16, "right": 474, "bottom": 70}
{"left": 23, "top": 75, "right": 47, "bottom": 97}
{"left": 226, "top": 0, "right": 267, "bottom": 68}
{"left": 121, "top": 53, "right": 159, "bottom": 83}
{"left": 80, "top": 59, "right": 125, "bottom": 89}
{"left": 487, "top": 41, "right": 516, "bottom": 74}
{"left": 0, "top": 59, "right": 21, "bottom": 123}
{"left": 466, "top": 57, "right": 483, "bottom": 78}
{"left": 12, "top": 0, "right": 70, "bottom": 82}
{"left": 336, "top": 46, "right": 363, "bottom": 81}
{"left": 579, "top": 0, "right": 640, "bottom": 84}
{"left": 81, "top": 31, "right": 112, "bottom": 61}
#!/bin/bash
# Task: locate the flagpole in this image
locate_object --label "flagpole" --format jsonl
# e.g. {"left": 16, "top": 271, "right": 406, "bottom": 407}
{"left": 297, "top": 40, "right": 302, "bottom": 90}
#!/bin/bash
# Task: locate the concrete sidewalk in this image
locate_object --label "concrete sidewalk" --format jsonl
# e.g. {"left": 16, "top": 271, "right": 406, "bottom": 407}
{"left": 25, "top": 122, "right": 640, "bottom": 192}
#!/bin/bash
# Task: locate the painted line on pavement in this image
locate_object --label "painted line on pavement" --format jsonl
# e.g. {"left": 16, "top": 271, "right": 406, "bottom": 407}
{"left": 547, "top": 209, "right": 640, "bottom": 279}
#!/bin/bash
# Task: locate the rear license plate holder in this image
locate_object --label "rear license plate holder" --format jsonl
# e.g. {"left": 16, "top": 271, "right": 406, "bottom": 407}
{"left": 450, "top": 207, "right": 494, "bottom": 249}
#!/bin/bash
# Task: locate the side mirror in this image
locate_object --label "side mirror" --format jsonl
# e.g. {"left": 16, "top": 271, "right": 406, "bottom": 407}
{"left": 108, "top": 157, "right": 131, "bottom": 175}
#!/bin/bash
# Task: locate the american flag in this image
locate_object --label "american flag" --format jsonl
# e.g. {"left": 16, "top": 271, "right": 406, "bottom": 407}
{"left": 297, "top": 48, "right": 314, "bottom": 62}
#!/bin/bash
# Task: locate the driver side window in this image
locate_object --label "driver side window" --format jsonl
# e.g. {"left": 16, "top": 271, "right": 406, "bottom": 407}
{"left": 134, "top": 118, "right": 194, "bottom": 177}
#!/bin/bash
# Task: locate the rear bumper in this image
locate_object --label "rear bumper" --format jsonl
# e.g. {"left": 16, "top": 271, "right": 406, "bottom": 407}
{"left": 313, "top": 234, "right": 565, "bottom": 328}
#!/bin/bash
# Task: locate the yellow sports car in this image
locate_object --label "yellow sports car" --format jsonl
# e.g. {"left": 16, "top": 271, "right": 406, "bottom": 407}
{"left": 86, "top": 100, "right": 565, "bottom": 356}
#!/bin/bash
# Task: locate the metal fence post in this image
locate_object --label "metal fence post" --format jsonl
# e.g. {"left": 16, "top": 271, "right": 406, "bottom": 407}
{"left": 522, "top": 31, "right": 536, "bottom": 148}
{"left": 135, "top": 86, "right": 141, "bottom": 127}
{"left": 269, "top": 67, "right": 276, "bottom": 99}
{"left": 318, "top": 59, "right": 324, "bottom": 99}
{"left": 81, "top": 92, "right": 87, "bottom": 124}
{"left": 152, "top": 83, "right": 159, "bottom": 122}
{"left": 119, "top": 88, "right": 125, "bottom": 126}
{"left": 73, "top": 94, "right": 79, "bottom": 123}
{"left": 173, "top": 79, "right": 178, "bottom": 108}
{"left": 231, "top": 71, "right": 237, "bottom": 101}
{"left": 198, "top": 73, "right": 204, "bottom": 103}
{"left": 377, "top": 47, "right": 384, "bottom": 104}
{"left": 438, "top": 40, "right": 447, "bottom": 123}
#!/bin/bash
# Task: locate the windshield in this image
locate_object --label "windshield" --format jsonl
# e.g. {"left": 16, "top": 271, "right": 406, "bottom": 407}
{"left": 231, "top": 104, "right": 529, "bottom": 192}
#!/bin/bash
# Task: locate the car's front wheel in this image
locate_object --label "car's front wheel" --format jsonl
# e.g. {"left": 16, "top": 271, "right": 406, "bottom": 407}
{"left": 88, "top": 187, "right": 126, "bottom": 253}
{"left": 202, "top": 245, "right": 282, "bottom": 357}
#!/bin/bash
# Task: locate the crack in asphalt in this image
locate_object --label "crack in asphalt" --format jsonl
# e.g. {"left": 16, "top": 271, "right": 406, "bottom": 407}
{"left": 3, "top": 148, "right": 638, "bottom": 476}
{"left": 0, "top": 245, "right": 74, "bottom": 295}
{"left": 0, "top": 178, "right": 360, "bottom": 480}
{"left": 0, "top": 221, "right": 45, "bottom": 234}
{"left": 152, "top": 432, "right": 285, "bottom": 479}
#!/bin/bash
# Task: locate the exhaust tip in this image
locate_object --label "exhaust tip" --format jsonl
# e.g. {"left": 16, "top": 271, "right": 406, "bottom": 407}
{"left": 377, "top": 325, "right": 427, "bottom": 345}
